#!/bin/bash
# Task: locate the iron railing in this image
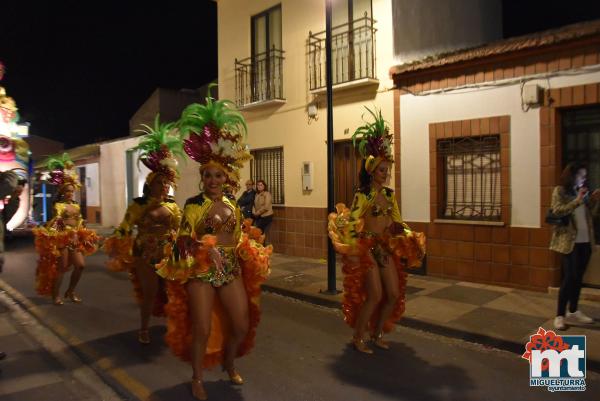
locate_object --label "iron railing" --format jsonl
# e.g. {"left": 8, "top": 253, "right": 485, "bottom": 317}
{"left": 235, "top": 47, "right": 285, "bottom": 107}
{"left": 437, "top": 135, "right": 502, "bottom": 221}
{"left": 308, "top": 13, "right": 377, "bottom": 91}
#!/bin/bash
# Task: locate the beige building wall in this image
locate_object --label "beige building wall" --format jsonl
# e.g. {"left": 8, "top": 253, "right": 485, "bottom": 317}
{"left": 218, "top": 0, "right": 397, "bottom": 208}
{"left": 400, "top": 70, "right": 600, "bottom": 227}
{"left": 99, "top": 136, "right": 142, "bottom": 227}
{"left": 99, "top": 135, "right": 199, "bottom": 227}
{"left": 174, "top": 157, "right": 201, "bottom": 206}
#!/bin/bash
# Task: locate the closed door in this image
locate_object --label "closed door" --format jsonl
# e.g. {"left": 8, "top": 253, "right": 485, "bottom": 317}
{"left": 334, "top": 140, "right": 361, "bottom": 207}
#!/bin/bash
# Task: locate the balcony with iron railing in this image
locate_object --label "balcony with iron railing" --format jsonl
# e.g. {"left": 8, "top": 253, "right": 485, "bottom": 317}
{"left": 235, "top": 47, "right": 285, "bottom": 110}
{"left": 308, "top": 13, "right": 378, "bottom": 93}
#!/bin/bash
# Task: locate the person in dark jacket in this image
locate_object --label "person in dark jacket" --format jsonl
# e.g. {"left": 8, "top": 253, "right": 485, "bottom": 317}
{"left": 237, "top": 179, "right": 256, "bottom": 219}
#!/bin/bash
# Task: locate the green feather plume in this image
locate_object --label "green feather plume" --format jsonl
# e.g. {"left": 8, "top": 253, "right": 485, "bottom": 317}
{"left": 177, "top": 83, "right": 247, "bottom": 137}
{"left": 133, "top": 114, "right": 184, "bottom": 165}
{"left": 46, "top": 152, "right": 74, "bottom": 171}
{"left": 350, "top": 106, "right": 392, "bottom": 159}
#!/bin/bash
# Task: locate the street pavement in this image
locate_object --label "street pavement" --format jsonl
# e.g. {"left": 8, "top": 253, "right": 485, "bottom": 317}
{"left": 1, "top": 235, "right": 599, "bottom": 401}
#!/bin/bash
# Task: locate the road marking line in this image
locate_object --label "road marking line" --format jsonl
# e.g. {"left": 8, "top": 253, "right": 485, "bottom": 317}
{"left": 0, "top": 278, "right": 156, "bottom": 401}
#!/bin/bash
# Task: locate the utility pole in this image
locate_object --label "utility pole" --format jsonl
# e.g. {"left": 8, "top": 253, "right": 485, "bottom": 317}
{"left": 324, "top": 0, "right": 337, "bottom": 294}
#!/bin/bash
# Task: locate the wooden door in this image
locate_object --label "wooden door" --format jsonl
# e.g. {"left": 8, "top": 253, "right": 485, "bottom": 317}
{"left": 334, "top": 140, "right": 361, "bottom": 208}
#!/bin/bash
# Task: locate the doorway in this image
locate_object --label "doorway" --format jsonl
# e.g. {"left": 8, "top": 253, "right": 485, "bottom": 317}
{"left": 561, "top": 105, "right": 600, "bottom": 287}
{"left": 334, "top": 140, "right": 361, "bottom": 207}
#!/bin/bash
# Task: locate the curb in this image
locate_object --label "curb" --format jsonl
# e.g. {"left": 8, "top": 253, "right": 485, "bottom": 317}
{"left": 261, "top": 283, "right": 600, "bottom": 373}
{"left": 0, "top": 279, "right": 158, "bottom": 401}
{"left": 0, "top": 280, "right": 124, "bottom": 401}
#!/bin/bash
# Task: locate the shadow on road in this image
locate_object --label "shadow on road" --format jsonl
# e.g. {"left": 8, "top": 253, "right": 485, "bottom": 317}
{"left": 58, "top": 326, "right": 169, "bottom": 367}
{"left": 0, "top": 349, "right": 63, "bottom": 381}
{"left": 151, "top": 380, "right": 244, "bottom": 401}
{"left": 330, "top": 341, "right": 476, "bottom": 401}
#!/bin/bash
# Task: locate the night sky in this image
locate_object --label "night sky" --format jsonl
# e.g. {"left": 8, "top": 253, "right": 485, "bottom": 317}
{"left": 0, "top": 1, "right": 217, "bottom": 147}
{"left": 1, "top": 1, "right": 598, "bottom": 148}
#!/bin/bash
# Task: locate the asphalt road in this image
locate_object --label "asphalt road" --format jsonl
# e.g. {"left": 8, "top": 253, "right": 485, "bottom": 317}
{"left": 1, "top": 236, "right": 599, "bottom": 401}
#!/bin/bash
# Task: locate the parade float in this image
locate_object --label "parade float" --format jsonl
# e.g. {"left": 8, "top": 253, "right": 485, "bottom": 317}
{"left": 0, "top": 61, "right": 31, "bottom": 230}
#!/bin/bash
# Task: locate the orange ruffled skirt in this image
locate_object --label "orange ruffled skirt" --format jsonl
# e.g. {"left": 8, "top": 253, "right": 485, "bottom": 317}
{"left": 33, "top": 226, "right": 101, "bottom": 296}
{"left": 103, "top": 235, "right": 168, "bottom": 317}
{"left": 328, "top": 207, "right": 426, "bottom": 334}
{"left": 340, "top": 234, "right": 426, "bottom": 333}
{"left": 159, "top": 232, "right": 271, "bottom": 368}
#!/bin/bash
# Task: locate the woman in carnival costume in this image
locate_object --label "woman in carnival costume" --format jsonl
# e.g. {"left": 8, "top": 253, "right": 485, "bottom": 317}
{"left": 103, "top": 116, "right": 182, "bottom": 344}
{"left": 328, "top": 107, "right": 426, "bottom": 354}
{"left": 33, "top": 153, "right": 101, "bottom": 305}
{"left": 157, "top": 90, "right": 271, "bottom": 400}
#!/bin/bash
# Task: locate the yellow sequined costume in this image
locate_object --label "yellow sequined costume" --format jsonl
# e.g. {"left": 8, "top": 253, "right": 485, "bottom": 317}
{"left": 157, "top": 193, "right": 271, "bottom": 368}
{"left": 328, "top": 187, "right": 426, "bottom": 334}
{"left": 104, "top": 197, "right": 182, "bottom": 316}
{"left": 33, "top": 201, "right": 101, "bottom": 296}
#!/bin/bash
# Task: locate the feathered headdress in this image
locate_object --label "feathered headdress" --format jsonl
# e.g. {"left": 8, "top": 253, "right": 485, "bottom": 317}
{"left": 351, "top": 107, "right": 394, "bottom": 174}
{"left": 133, "top": 115, "right": 183, "bottom": 185}
{"left": 177, "top": 85, "right": 251, "bottom": 191}
{"left": 45, "top": 153, "right": 80, "bottom": 190}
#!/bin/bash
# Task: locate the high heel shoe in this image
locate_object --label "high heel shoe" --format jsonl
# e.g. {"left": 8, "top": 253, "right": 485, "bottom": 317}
{"left": 137, "top": 330, "right": 150, "bottom": 344}
{"left": 223, "top": 366, "right": 244, "bottom": 385}
{"left": 371, "top": 332, "right": 390, "bottom": 350}
{"left": 64, "top": 292, "right": 82, "bottom": 303}
{"left": 53, "top": 297, "right": 64, "bottom": 306}
{"left": 191, "top": 378, "right": 207, "bottom": 400}
{"left": 352, "top": 336, "right": 373, "bottom": 354}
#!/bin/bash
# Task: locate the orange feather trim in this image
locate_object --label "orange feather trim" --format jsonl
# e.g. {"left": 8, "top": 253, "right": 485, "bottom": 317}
{"left": 33, "top": 226, "right": 101, "bottom": 296}
{"left": 103, "top": 235, "right": 135, "bottom": 272}
{"left": 104, "top": 234, "right": 168, "bottom": 316}
{"left": 328, "top": 208, "right": 426, "bottom": 334}
{"left": 162, "top": 233, "right": 272, "bottom": 367}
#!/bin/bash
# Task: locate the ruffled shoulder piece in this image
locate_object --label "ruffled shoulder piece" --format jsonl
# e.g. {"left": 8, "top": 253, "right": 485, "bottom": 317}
{"left": 103, "top": 235, "right": 135, "bottom": 272}
{"left": 156, "top": 234, "right": 218, "bottom": 283}
{"left": 328, "top": 203, "right": 366, "bottom": 256}
{"left": 388, "top": 231, "right": 427, "bottom": 270}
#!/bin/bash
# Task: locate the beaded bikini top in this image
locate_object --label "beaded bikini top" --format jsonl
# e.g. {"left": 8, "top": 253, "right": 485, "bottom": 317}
{"left": 370, "top": 201, "right": 393, "bottom": 217}
{"left": 202, "top": 206, "right": 237, "bottom": 234}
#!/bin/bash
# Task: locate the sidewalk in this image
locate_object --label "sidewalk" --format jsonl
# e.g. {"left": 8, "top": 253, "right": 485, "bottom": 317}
{"left": 265, "top": 253, "right": 600, "bottom": 372}
{"left": 0, "top": 289, "right": 121, "bottom": 401}
{"left": 78, "top": 226, "right": 600, "bottom": 371}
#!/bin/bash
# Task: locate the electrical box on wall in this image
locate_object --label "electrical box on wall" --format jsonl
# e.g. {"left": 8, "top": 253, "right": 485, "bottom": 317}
{"left": 302, "top": 161, "right": 314, "bottom": 191}
{"left": 523, "top": 84, "right": 543, "bottom": 106}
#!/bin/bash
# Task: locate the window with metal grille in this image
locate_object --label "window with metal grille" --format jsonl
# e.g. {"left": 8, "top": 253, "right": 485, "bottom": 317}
{"left": 437, "top": 135, "right": 501, "bottom": 221}
{"left": 250, "top": 147, "right": 284, "bottom": 205}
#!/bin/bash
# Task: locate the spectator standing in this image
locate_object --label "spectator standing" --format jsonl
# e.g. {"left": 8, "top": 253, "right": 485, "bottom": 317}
{"left": 252, "top": 180, "right": 274, "bottom": 239}
{"left": 238, "top": 179, "right": 256, "bottom": 219}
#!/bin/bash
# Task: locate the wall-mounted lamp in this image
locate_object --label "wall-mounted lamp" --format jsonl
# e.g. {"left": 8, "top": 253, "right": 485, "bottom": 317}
{"left": 307, "top": 101, "right": 318, "bottom": 122}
